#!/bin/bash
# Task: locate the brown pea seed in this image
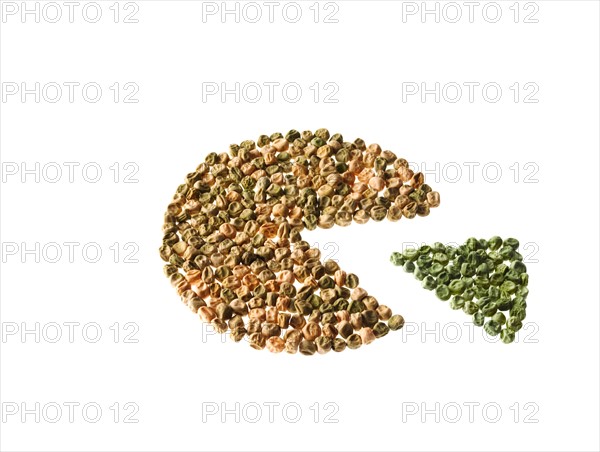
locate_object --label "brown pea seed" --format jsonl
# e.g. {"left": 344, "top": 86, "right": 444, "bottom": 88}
{"left": 350, "top": 312, "right": 363, "bottom": 330}
{"left": 351, "top": 287, "right": 368, "bottom": 301}
{"left": 299, "top": 339, "right": 317, "bottom": 356}
{"left": 376, "top": 305, "right": 392, "bottom": 321}
{"left": 336, "top": 310, "right": 350, "bottom": 322}
{"left": 212, "top": 319, "right": 228, "bottom": 333}
{"left": 332, "top": 338, "right": 347, "bottom": 352}
{"left": 262, "top": 321, "right": 281, "bottom": 337}
{"left": 266, "top": 336, "right": 285, "bottom": 353}
{"left": 248, "top": 308, "right": 266, "bottom": 323}
{"left": 388, "top": 314, "right": 405, "bottom": 331}
{"left": 199, "top": 306, "right": 217, "bottom": 323}
{"left": 359, "top": 327, "right": 376, "bottom": 345}
{"left": 265, "top": 307, "right": 278, "bottom": 323}
{"left": 363, "top": 296, "right": 379, "bottom": 310}
{"left": 188, "top": 297, "right": 206, "bottom": 313}
{"left": 249, "top": 332, "right": 266, "bottom": 350}
{"left": 427, "top": 191, "right": 441, "bottom": 207}
{"left": 373, "top": 322, "right": 390, "bottom": 338}
{"left": 315, "top": 336, "right": 333, "bottom": 354}
{"left": 302, "top": 322, "right": 322, "bottom": 341}
{"left": 322, "top": 323, "right": 338, "bottom": 338}
{"left": 368, "top": 176, "right": 386, "bottom": 191}
{"left": 230, "top": 327, "right": 247, "bottom": 342}
{"left": 346, "top": 334, "right": 363, "bottom": 350}
{"left": 338, "top": 320, "right": 354, "bottom": 339}
{"left": 290, "top": 314, "right": 306, "bottom": 330}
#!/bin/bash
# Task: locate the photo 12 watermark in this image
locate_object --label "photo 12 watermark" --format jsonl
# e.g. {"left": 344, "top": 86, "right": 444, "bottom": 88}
{"left": 407, "top": 161, "right": 540, "bottom": 184}
{"left": 398, "top": 321, "right": 538, "bottom": 344}
{"left": 308, "top": 241, "right": 339, "bottom": 262}
{"left": 1, "top": 242, "right": 140, "bottom": 264}
{"left": 2, "top": 321, "right": 140, "bottom": 344}
{"left": 1, "top": 82, "right": 140, "bottom": 103}
{"left": 2, "top": 162, "right": 140, "bottom": 184}
{"left": 401, "top": 82, "right": 539, "bottom": 104}
{"left": 2, "top": 402, "right": 140, "bottom": 423}
{"left": 401, "top": 401, "right": 539, "bottom": 423}
{"left": 398, "top": 241, "right": 539, "bottom": 264}
{"left": 400, "top": 2, "right": 539, "bottom": 24}
{"left": 201, "top": 1, "right": 339, "bottom": 24}
{"left": 195, "top": 318, "right": 537, "bottom": 347}
{"left": 201, "top": 82, "right": 339, "bottom": 104}
{"left": 202, "top": 401, "right": 339, "bottom": 423}
{"left": 1, "top": 2, "right": 140, "bottom": 23}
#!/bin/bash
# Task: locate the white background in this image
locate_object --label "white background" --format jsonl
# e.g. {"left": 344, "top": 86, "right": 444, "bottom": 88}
{"left": 1, "top": 1, "right": 599, "bottom": 451}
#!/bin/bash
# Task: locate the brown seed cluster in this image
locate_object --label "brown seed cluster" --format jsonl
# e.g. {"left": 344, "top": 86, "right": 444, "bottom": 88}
{"left": 160, "top": 129, "right": 440, "bottom": 354}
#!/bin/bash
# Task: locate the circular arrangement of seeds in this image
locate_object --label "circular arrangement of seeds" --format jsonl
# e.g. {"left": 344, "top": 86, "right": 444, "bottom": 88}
{"left": 160, "top": 128, "right": 441, "bottom": 354}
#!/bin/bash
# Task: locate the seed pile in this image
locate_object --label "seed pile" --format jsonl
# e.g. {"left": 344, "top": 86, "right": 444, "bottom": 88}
{"left": 160, "top": 128, "right": 441, "bottom": 354}
{"left": 390, "top": 237, "right": 529, "bottom": 344}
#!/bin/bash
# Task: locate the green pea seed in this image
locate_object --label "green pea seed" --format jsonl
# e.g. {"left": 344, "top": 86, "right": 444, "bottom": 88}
{"left": 473, "top": 311, "right": 484, "bottom": 327}
{"left": 419, "top": 245, "right": 432, "bottom": 255}
{"left": 414, "top": 268, "right": 427, "bottom": 281}
{"left": 499, "top": 245, "right": 514, "bottom": 260}
{"left": 500, "top": 280, "right": 517, "bottom": 294}
{"left": 450, "top": 296, "right": 465, "bottom": 310}
{"left": 489, "top": 272, "right": 504, "bottom": 286}
{"left": 473, "top": 286, "right": 487, "bottom": 298}
{"left": 509, "top": 306, "right": 526, "bottom": 321}
{"left": 463, "top": 301, "right": 479, "bottom": 315}
{"left": 446, "top": 265, "right": 461, "bottom": 278}
{"left": 507, "top": 316, "right": 523, "bottom": 331}
{"left": 432, "top": 242, "right": 446, "bottom": 253}
{"left": 417, "top": 254, "right": 433, "bottom": 268}
{"left": 460, "top": 263, "right": 475, "bottom": 277}
{"left": 483, "top": 320, "right": 501, "bottom": 336}
{"left": 403, "top": 248, "right": 419, "bottom": 261}
{"left": 474, "top": 276, "right": 490, "bottom": 289}
{"left": 496, "top": 297, "right": 514, "bottom": 311}
{"left": 476, "top": 263, "right": 489, "bottom": 276}
{"left": 504, "top": 238, "right": 519, "bottom": 249}
{"left": 488, "top": 236, "right": 503, "bottom": 251}
{"left": 512, "top": 261, "right": 527, "bottom": 274}
{"left": 435, "top": 284, "right": 451, "bottom": 301}
{"left": 390, "top": 252, "right": 405, "bottom": 266}
{"left": 500, "top": 328, "right": 515, "bottom": 344}
{"left": 433, "top": 253, "right": 449, "bottom": 266}
{"left": 422, "top": 276, "right": 437, "bottom": 291}
{"left": 429, "top": 262, "right": 444, "bottom": 276}
{"left": 448, "top": 279, "right": 465, "bottom": 295}
{"left": 436, "top": 271, "right": 450, "bottom": 285}
{"left": 488, "top": 286, "right": 500, "bottom": 299}
{"left": 481, "top": 301, "right": 498, "bottom": 317}
{"left": 492, "top": 311, "right": 506, "bottom": 325}
{"left": 463, "top": 289, "right": 475, "bottom": 301}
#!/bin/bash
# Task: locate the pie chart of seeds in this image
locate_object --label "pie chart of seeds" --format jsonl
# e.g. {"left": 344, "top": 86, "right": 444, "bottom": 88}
{"left": 161, "top": 128, "right": 445, "bottom": 355}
